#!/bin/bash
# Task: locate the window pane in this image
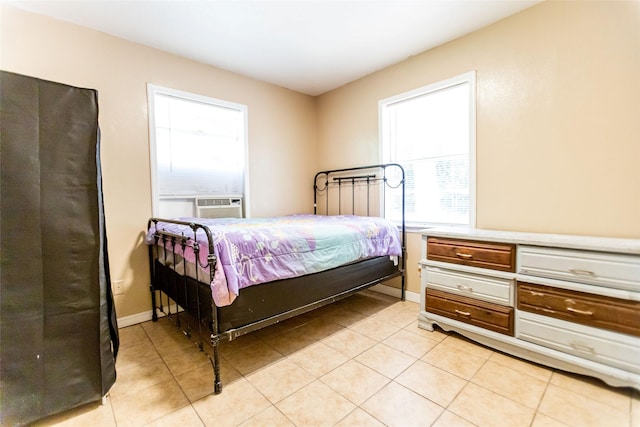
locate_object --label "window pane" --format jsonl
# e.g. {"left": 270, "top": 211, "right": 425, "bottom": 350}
{"left": 152, "top": 90, "right": 245, "bottom": 197}
{"left": 389, "top": 83, "right": 469, "bottom": 161}
{"left": 409, "top": 156, "right": 469, "bottom": 224}
{"left": 381, "top": 74, "right": 474, "bottom": 226}
{"left": 157, "top": 94, "right": 240, "bottom": 137}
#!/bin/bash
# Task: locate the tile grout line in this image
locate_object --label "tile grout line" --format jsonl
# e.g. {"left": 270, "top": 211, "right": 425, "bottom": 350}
{"left": 142, "top": 319, "right": 207, "bottom": 427}
{"left": 440, "top": 348, "right": 491, "bottom": 427}
{"left": 528, "top": 370, "right": 555, "bottom": 427}
{"left": 120, "top": 296, "right": 631, "bottom": 427}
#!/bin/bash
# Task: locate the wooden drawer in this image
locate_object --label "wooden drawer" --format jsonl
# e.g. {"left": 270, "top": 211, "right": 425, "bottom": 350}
{"left": 517, "top": 311, "right": 640, "bottom": 374}
{"left": 519, "top": 246, "right": 640, "bottom": 291}
{"left": 427, "top": 237, "right": 515, "bottom": 272}
{"left": 425, "top": 289, "right": 513, "bottom": 335}
{"left": 425, "top": 266, "right": 513, "bottom": 306}
{"left": 517, "top": 282, "right": 640, "bottom": 337}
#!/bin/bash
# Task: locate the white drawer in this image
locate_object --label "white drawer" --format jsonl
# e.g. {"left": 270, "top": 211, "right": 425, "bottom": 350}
{"left": 517, "top": 311, "right": 640, "bottom": 374}
{"left": 519, "top": 246, "right": 640, "bottom": 291}
{"left": 425, "top": 266, "right": 513, "bottom": 306}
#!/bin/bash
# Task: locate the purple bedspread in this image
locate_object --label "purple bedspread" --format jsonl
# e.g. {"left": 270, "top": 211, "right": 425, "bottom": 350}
{"left": 146, "top": 215, "right": 401, "bottom": 306}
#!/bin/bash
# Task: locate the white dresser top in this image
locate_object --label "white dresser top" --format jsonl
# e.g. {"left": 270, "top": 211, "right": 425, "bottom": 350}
{"left": 421, "top": 227, "right": 640, "bottom": 255}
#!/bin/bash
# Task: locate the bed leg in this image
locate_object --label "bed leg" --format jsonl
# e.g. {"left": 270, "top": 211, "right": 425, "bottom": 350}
{"left": 150, "top": 287, "right": 158, "bottom": 322}
{"left": 210, "top": 334, "right": 223, "bottom": 394}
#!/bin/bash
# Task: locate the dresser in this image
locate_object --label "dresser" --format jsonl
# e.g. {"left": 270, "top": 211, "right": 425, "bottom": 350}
{"left": 418, "top": 228, "right": 640, "bottom": 390}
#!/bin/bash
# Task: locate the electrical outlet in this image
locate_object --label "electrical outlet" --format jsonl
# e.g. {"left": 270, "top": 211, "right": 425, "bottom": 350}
{"left": 112, "top": 280, "right": 124, "bottom": 295}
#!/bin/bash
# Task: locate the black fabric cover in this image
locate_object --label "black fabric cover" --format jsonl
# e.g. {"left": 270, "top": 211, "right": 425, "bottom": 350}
{"left": 0, "top": 70, "right": 119, "bottom": 425}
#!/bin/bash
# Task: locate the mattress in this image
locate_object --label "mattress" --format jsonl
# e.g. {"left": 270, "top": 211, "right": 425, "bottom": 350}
{"left": 146, "top": 214, "right": 402, "bottom": 306}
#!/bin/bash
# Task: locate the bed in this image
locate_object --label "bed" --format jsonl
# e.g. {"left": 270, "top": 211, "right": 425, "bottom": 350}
{"left": 146, "top": 163, "right": 406, "bottom": 394}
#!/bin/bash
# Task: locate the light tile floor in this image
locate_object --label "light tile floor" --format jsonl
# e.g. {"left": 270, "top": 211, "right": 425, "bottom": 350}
{"left": 36, "top": 291, "right": 639, "bottom": 427}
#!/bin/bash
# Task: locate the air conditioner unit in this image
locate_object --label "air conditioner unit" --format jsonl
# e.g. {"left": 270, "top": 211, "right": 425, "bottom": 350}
{"left": 195, "top": 197, "right": 243, "bottom": 219}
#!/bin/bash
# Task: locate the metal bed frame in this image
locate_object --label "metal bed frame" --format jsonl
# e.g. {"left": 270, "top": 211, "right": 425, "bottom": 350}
{"left": 147, "top": 163, "right": 406, "bottom": 394}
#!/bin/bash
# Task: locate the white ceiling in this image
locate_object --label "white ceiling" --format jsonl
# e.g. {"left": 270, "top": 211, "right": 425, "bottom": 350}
{"left": 7, "top": 0, "right": 540, "bottom": 95}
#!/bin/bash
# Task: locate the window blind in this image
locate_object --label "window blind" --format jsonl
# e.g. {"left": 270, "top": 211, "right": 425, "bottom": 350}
{"left": 153, "top": 92, "right": 245, "bottom": 197}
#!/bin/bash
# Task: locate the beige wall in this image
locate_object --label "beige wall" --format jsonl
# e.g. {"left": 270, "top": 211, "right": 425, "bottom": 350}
{"left": 317, "top": 1, "right": 640, "bottom": 296}
{"left": 2, "top": 1, "right": 639, "bottom": 315}
{"left": 1, "top": 5, "right": 318, "bottom": 318}
{"left": 317, "top": 0, "right": 640, "bottom": 295}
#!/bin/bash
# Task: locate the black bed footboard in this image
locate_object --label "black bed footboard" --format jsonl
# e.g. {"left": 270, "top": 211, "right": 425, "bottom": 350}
{"left": 147, "top": 218, "right": 225, "bottom": 392}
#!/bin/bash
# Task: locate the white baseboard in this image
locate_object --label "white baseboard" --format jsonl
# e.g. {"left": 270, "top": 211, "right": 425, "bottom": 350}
{"left": 370, "top": 283, "right": 420, "bottom": 303}
{"left": 117, "top": 286, "right": 420, "bottom": 329}
{"left": 117, "top": 311, "right": 153, "bottom": 328}
{"left": 117, "top": 304, "right": 181, "bottom": 328}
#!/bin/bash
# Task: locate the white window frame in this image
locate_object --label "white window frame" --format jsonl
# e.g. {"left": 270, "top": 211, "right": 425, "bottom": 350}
{"left": 147, "top": 84, "right": 250, "bottom": 217}
{"left": 379, "top": 71, "right": 476, "bottom": 228}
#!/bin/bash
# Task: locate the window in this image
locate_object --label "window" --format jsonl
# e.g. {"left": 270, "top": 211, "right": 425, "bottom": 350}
{"left": 379, "top": 71, "right": 476, "bottom": 227}
{"left": 148, "top": 84, "right": 248, "bottom": 217}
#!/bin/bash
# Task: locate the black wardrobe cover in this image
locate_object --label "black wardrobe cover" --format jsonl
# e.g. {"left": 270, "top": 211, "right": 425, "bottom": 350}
{"left": 0, "top": 71, "right": 119, "bottom": 425}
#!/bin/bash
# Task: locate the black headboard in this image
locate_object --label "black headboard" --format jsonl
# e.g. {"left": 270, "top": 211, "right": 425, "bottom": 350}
{"left": 314, "top": 163, "right": 406, "bottom": 288}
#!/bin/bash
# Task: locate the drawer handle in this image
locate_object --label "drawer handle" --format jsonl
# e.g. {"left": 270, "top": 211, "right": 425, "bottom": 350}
{"left": 566, "top": 307, "right": 593, "bottom": 316}
{"left": 569, "top": 268, "right": 596, "bottom": 277}
{"left": 569, "top": 342, "right": 596, "bottom": 355}
{"left": 455, "top": 252, "right": 473, "bottom": 259}
{"left": 528, "top": 290, "right": 545, "bottom": 297}
{"left": 456, "top": 284, "right": 474, "bottom": 293}
{"left": 454, "top": 309, "right": 471, "bottom": 317}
